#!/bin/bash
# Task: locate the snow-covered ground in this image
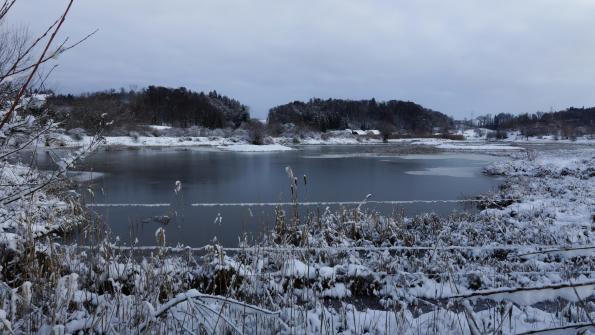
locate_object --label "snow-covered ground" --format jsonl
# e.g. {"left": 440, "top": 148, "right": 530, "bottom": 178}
{"left": 502, "top": 130, "right": 595, "bottom": 144}
{"left": 1, "top": 143, "right": 593, "bottom": 333}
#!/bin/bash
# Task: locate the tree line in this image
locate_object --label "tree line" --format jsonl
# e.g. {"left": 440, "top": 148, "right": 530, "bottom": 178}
{"left": 267, "top": 98, "right": 453, "bottom": 135}
{"left": 45, "top": 87, "right": 593, "bottom": 140}
{"left": 471, "top": 107, "right": 594, "bottom": 138}
{"left": 46, "top": 86, "right": 250, "bottom": 132}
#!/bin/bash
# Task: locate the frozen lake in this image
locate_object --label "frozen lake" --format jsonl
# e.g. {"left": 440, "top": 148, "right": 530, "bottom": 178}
{"left": 55, "top": 145, "right": 501, "bottom": 246}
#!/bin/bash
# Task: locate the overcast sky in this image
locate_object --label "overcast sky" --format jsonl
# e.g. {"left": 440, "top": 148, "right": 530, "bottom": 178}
{"left": 7, "top": 0, "right": 595, "bottom": 119}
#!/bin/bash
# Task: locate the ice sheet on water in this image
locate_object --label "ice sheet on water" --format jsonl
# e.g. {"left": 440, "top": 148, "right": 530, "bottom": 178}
{"left": 302, "top": 153, "right": 394, "bottom": 159}
{"left": 404, "top": 166, "right": 478, "bottom": 178}
{"left": 216, "top": 144, "right": 293, "bottom": 152}
{"left": 397, "top": 153, "right": 501, "bottom": 161}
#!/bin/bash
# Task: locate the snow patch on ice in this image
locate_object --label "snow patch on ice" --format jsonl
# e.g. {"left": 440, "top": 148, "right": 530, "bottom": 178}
{"left": 217, "top": 144, "right": 293, "bottom": 152}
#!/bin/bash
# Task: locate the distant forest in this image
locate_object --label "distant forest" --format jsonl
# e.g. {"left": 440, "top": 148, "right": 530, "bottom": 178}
{"left": 46, "top": 86, "right": 250, "bottom": 131}
{"left": 472, "top": 107, "right": 594, "bottom": 138}
{"left": 44, "top": 87, "right": 593, "bottom": 139}
{"left": 267, "top": 98, "right": 453, "bottom": 135}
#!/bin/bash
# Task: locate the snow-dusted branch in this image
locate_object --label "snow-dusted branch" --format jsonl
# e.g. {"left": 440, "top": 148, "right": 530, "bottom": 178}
{"left": 0, "top": 1, "right": 73, "bottom": 129}
{"left": 446, "top": 280, "right": 595, "bottom": 303}
{"left": 0, "top": 135, "right": 103, "bottom": 205}
{"left": 139, "top": 289, "right": 282, "bottom": 333}
{"left": 517, "top": 322, "right": 594, "bottom": 335}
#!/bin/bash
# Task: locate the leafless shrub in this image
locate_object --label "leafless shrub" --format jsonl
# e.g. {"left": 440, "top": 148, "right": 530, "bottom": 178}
{"left": 247, "top": 119, "right": 265, "bottom": 145}
{"left": 378, "top": 123, "right": 394, "bottom": 142}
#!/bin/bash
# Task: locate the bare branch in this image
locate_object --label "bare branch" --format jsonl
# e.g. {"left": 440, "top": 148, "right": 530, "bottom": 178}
{"left": 517, "top": 323, "right": 594, "bottom": 335}
{"left": 0, "top": 132, "right": 103, "bottom": 205}
{"left": 0, "top": 0, "right": 74, "bottom": 130}
{"left": 0, "top": 0, "right": 16, "bottom": 22}
{"left": 0, "top": 17, "right": 60, "bottom": 81}
{"left": 446, "top": 280, "right": 595, "bottom": 301}
{"left": 0, "top": 122, "right": 54, "bottom": 160}
{"left": 1, "top": 29, "right": 98, "bottom": 81}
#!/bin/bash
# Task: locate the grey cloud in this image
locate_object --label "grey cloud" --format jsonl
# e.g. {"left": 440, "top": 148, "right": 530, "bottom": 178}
{"left": 7, "top": 0, "right": 595, "bottom": 118}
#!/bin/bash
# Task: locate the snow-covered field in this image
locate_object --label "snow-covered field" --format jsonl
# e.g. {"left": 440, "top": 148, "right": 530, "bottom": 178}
{"left": 1, "top": 142, "right": 593, "bottom": 334}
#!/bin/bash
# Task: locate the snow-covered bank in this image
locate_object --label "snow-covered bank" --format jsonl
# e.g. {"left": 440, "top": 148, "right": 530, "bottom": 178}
{"left": 49, "top": 133, "right": 297, "bottom": 152}
{"left": 406, "top": 138, "right": 524, "bottom": 150}
{"left": 457, "top": 128, "right": 595, "bottom": 143}
{"left": 0, "top": 163, "right": 86, "bottom": 250}
{"left": 0, "top": 118, "right": 98, "bottom": 250}
{"left": 60, "top": 134, "right": 234, "bottom": 147}
{"left": 44, "top": 126, "right": 595, "bottom": 154}
{"left": 293, "top": 135, "right": 526, "bottom": 150}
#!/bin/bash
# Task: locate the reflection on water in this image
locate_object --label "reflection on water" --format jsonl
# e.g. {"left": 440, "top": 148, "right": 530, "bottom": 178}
{"left": 404, "top": 167, "right": 478, "bottom": 178}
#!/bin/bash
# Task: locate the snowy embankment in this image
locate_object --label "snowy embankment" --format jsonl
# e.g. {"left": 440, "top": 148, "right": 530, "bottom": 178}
{"left": 1, "top": 145, "right": 593, "bottom": 333}
{"left": 51, "top": 133, "right": 295, "bottom": 152}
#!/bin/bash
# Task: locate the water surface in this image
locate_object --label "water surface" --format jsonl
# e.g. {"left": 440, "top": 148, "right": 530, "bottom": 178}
{"left": 53, "top": 145, "right": 501, "bottom": 246}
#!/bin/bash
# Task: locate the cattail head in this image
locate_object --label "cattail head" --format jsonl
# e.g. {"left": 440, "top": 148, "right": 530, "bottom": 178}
{"left": 285, "top": 166, "right": 294, "bottom": 180}
{"left": 155, "top": 227, "right": 166, "bottom": 246}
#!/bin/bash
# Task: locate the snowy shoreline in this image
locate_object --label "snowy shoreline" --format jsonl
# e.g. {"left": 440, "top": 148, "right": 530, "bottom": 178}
{"left": 47, "top": 133, "right": 541, "bottom": 153}
{"left": 45, "top": 128, "right": 594, "bottom": 153}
